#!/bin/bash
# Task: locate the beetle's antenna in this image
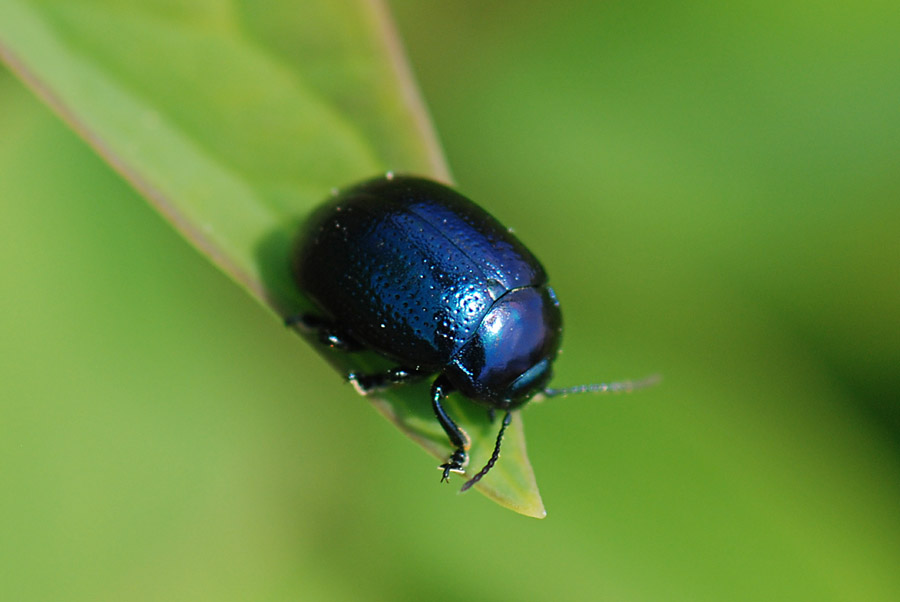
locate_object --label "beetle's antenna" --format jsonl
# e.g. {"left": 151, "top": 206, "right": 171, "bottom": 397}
{"left": 543, "top": 373, "right": 661, "bottom": 398}
{"left": 460, "top": 411, "right": 512, "bottom": 493}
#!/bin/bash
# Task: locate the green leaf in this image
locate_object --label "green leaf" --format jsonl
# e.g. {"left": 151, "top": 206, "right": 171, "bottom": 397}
{"left": 0, "top": 0, "right": 545, "bottom": 517}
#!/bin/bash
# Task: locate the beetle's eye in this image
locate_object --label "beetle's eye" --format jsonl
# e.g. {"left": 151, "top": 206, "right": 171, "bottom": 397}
{"left": 506, "top": 358, "right": 553, "bottom": 402}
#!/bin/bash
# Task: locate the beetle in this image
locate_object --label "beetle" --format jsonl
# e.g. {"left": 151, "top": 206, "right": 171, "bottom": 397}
{"left": 289, "top": 173, "right": 653, "bottom": 491}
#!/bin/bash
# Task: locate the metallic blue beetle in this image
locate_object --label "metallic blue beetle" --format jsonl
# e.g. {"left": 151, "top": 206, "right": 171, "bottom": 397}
{"left": 290, "top": 174, "right": 647, "bottom": 491}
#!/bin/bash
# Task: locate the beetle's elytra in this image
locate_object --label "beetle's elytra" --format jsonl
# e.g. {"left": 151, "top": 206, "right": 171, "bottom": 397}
{"left": 289, "top": 174, "right": 654, "bottom": 491}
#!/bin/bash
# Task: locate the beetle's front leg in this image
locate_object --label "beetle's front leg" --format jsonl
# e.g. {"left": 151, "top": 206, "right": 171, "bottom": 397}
{"left": 431, "top": 376, "right": 469, "bottom": 482}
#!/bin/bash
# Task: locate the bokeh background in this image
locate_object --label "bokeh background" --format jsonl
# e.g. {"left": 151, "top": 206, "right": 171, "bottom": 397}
{"left": 2, "top": 1, "right": 899, "bottom": 600}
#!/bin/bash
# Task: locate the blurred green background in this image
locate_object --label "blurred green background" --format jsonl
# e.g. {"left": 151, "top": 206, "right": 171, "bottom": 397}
{"left": 2, "top": 1, "right": 899, "bottom": 600}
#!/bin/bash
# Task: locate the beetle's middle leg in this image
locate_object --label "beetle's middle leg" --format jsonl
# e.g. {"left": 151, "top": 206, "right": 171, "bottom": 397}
{"left": 347, "top": 367, "right": 429, "bottom": 395}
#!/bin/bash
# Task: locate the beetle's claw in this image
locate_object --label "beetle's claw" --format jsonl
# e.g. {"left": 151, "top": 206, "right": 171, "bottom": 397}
{"left": 439, "top": 464, "right": 465, "bottom": 483}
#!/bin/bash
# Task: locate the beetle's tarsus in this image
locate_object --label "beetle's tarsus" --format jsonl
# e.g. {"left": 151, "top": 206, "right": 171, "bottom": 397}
{"left": 439, "top": 448, "right": 467, "bottom": 482}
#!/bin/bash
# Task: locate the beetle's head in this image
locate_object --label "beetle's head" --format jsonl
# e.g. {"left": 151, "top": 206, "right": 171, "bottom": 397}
{"left": 444, "top": 284, "right": 660, "bottom": 493}
{"left": 445, "top": 286, "right": 562, "bottom": 408}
